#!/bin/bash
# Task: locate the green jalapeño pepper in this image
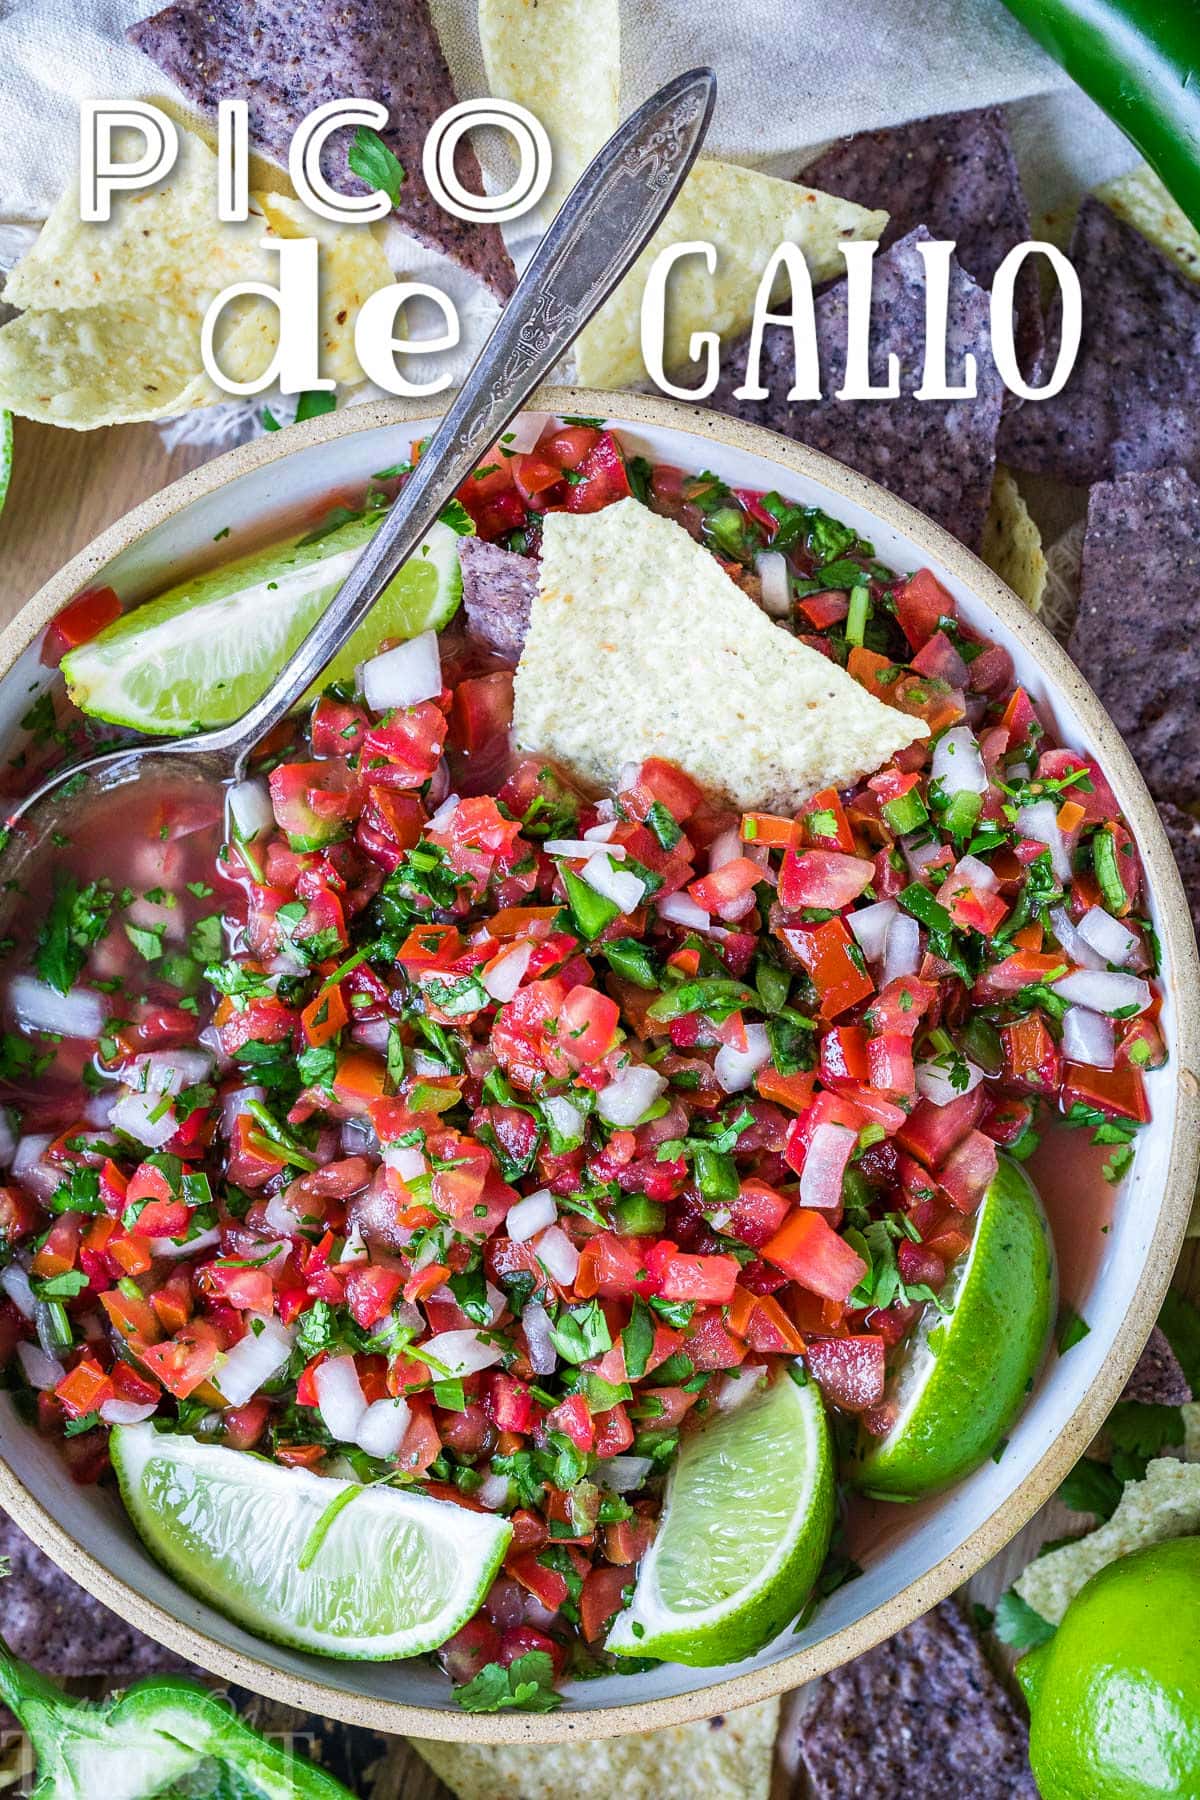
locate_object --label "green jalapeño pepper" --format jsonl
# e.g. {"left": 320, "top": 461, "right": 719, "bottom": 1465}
{"left": 999, "top": 0, "right": 1200, "bottom": 232}
{"left": 0, "top": 1640, "right": 353, "bottom": 1800}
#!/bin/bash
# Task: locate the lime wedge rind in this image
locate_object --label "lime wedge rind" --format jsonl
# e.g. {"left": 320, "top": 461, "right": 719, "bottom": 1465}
{"left": 854, "top": 1156, "right": 1056, "bottom": 1500}
{"left": 61, "top": 513, "right": 465, "bottom": 736}
{"left": 111, "top": 1424, "right": 510, "bottom": 1660}
{"left": 605, "top": 1374, "right": 834, "bottom": 1667}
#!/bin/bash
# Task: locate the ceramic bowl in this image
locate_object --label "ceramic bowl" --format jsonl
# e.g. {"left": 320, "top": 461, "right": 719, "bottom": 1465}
{"left": 0, "top": 390, "right": 1196, "bottom": 1743}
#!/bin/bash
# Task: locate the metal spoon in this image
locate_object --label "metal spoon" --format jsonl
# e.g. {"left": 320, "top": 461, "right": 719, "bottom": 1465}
{"left": 4, "top": 67, "right": 716, "bottom": 851}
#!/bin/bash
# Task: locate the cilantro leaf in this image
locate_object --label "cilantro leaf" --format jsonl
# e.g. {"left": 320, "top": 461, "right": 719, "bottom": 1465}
{"left": 453, "top": 1650, "right": 562, "bottom": 1713}
{"left": 992, "top": 1588, "right": 1055, "bottom": 1651}
{"left": 347, "top": 125, "right": 406, "bottom": 206}
{"left": 35, "top": 874, "right": 114, "bottom": 995}
{"left": 1058, "top": 1456, "right": 1123, "bottom": 1521}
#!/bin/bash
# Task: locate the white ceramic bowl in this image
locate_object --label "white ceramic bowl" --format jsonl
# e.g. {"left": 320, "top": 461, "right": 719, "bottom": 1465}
{"left": 0, "top": 390, "right": 1196, "bottom": 1744}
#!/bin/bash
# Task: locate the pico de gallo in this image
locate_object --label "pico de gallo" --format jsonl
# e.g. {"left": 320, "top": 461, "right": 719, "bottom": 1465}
{"left": 0, "top": 418, "right": 1164, "bottom": 1699}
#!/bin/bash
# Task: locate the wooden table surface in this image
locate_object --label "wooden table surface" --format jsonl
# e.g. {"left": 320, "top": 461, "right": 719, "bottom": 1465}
{"left": 0, "top": 414, "right": 1195, "bottom": 1796}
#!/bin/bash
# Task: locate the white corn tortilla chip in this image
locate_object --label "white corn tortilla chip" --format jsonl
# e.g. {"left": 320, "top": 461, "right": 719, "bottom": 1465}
{"left": 1095, "top": 162, "right": 1200, "bottom": 284}
{"left": 982, "top": 466, "right": 1047, "bottom": 612}
{"left": 573, "top": 162, "right": 887, "bottom": 389}
{"left": 4, "top": 129, "right": 272, "bottom": 315}
{"left": 411, "top": 1696, "right": 778, "bottom": 1800}
{"left": 245, "top": 193, "right": 393, "bottom": 385}
{"left": 513, "top": 500, "right": 927, "bottom": 811}
{"left": 479, "top": 0, "right": 619, "bottom": 216}
{"left": 0, "top": 301, "right": 213, "bottom": 429}
{"left": 1015, "top": 1457, "right": 1200, "bottom": 1626}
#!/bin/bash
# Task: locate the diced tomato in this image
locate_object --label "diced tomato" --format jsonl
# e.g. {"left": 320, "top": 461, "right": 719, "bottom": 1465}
{"left": 55, "top": 1356, "right": 115, "bottom": 1419}
{"left": 779, "top": 847, "right": 873, "bottom": 911}
{"left": 41, "top": 586, "right": 123, "bottom": 666}
{"left": 656, "top": 1252, "right": 739, "bottom": 1305}
{"left": 776, "top": 917, "right": 875, "bottom": 1019}
{"left": 545, "top": 1390, "right": 595, "bottom": 1452}
{"left": 688, "top": 858, "right": 762, "bottom": 912}
{"left": 763, "top": 1210, "right": 867, "bottom": 1301}
{"left": 564, "top": 431, "right": 632, "bottom": 513}
{"left": 937, "top": 1130, "right": 998, "bottom": 1212}
{"left": 580, "top": 1564, "right": 631, "bottom": 1641}
{"left": 894, "top": 567, "right": 956, "bottom": 650}
{"left": 559, "top": 985, "right": 620, "bottom": 1064}
{"left": 139, "top": 1326, "right": 220, "bottom": 1399}
{"left": 1062, "top": 1060, "right": 1150, "bottom": 1124}
{"left": 896, "top": 1087, "right": 985, "bottom": 1167}
{"left": 806, "top": 1336, "right": 886, "bottom": 1411}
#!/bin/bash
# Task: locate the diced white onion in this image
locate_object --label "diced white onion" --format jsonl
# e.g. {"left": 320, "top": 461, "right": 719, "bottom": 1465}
{"left": 543, "top": 1095, "right": 585, "bottom": 1144}
{"left": 362, "top": 628, "right": 442, "bottom": 713}
{"left": 220, "top": 1085, "right": 266, "bottom": 1136}
{"left": 8, "top": 976, "right": 105, "bottom": 1041}
{"left": 16, "top": 1340, "right": 61, "bottom": 1391}
{"left": 596, "top": 1063, "right": 668, "bottom": 1127}
{"left": 215, "top": 1316, "right": 294, "bottom": 1408}
{"left": 150, "top": 1225, "right": 222, "bottom": 1259}
{"left": 409, "top": 1051, "right": 448, "bottom": 1076}
{"left": 0, "top": 1265, "right": 35, "bottom": 1319}
{"left": 657, "top": 891, "right": 712, "bottom": 931}
{"left": 228, "top": 777, "right": 274, "bottom": 843}
{"left": 384, "top": 1144, "right": 428, "bottom": 1181}
{"left": 583, "top": 819, "right": 619, "bottom": 843}
{"left": 932, "top": 726, "right": 987, "bottom": 796}
{"left": 125, "top": 1049, "right": 213, "bottom": 1097}
{"left": 264, "top": 1189, "right": 307, "bottom": 1238}
{"left": 716, "top": 1365, "right": 769, "bottom": 1411}
{"left": 523, "top": 1300, "right": 558, "bottom": 1374}
{"left": 314, "top": 1354, "right": 367, "bottom": 1441}
{"left": 533, "top": 1224, "right": 579, "bottom": 1286}
{"left": 99, "top": 1398, "right": 157, "bottom": 1426}
{"left": 427, "top": 792, "right": 461, "bottom": 833}
{"left": 848, "top": 900, "right": 898, "bottom": 963}
{"left": 594, "top": 1454, "right": 653, "bottom": 1492}
{"left": 355, "top": 1396, "right": 411, "bottom": 1459}
{"left": 482, "top": 941, "right": 533, "bottom": 1003}
{"left": 580, "top": 853, "right": 645, "bottom": 915}
{"left": 109, "top": 1087, "right": 177, "bottom": 1149}
{"left": 0, "top": 1112, "right": 16, "bottom": 1167}
{"left": 340, "top": 1115, "right": 379, "bottom": 1156}
{"left": 883, "top": 911, "right": 922, "bottom": 984}
{"left": 546, "top": 838, "right": 626, "bottom": 861}
{"left": 420, "top": 1329, "right": 505, "bottom": 1377}
{"left": 902, "top": 833, "right": 945, "bottom": 879}
{"left": 506, "top": 1188, "right": 557, "bottom": 1243}
{"left": 1016, "top": 800, "right": 1072, "bottom": 883}
{"left": 708, "top": 828, "right": 743, "bottom": 872}
{"left": 1048, "top": 907, "right": 1104, "bottom": 971}
{"left": 714, "top": 1022, "right": 773, "bottom": 1093}
{"left": 1061, "top": 1006, "right": 1116, "bottom": 1070}
{"left": 11, "top": 1135, "right": 53, "bottom": 1187}
{"left": 755, "top": 550, "right": 791, "bottom": 616}
{"left": 478, "top": 1471, "right": 512, "bottom": 1510}
{"left": 915, "top": 1057, "right": 985, "bottom": 1104}
{"left": 800, "top": 1122, "right": 856, "bottom": 1208}
{"left": 504, "top": 412, "right": 550, "bottom": 454}
{"left": 82, "top": 1091, "right": 116, "bottom": 1129}
{"left": 484, "top": 1281, "right": 507, "bottom": 1325}
{"left": 1077, "top": 906, "right": 1140, "bottom": 968}
{"left": 955, "top": 853, "right": 998, "bottom": 892}
{"left": 340, "top": 1223, "right": 371, "bottom": 1264}
{"left": 1054, "top": 968, "right": 1151, "bottom": 1017}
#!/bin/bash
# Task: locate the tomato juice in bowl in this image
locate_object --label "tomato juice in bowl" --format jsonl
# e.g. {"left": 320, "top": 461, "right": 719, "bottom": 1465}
{"left": 0, "top": 391, "right": 1194, "bottom": 1741}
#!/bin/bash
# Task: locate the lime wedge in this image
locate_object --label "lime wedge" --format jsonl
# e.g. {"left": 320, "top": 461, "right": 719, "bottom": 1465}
{"left": 111, "top": 1424, "right": 510, "bottom": 1660}
{"left": 606, "top": 1374, "right": 834, "bottom": 1667}
{"left": 853, "top": 1156, "right": 1056, "bottom": 1500}
{"left": 61, "top": 512, "right": 466, "bottom": 735}
{"left": 0, "top": 413, "right": 12, "bottom": 517}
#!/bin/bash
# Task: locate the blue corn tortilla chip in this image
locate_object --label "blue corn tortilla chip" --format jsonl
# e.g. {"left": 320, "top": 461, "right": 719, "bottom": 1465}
{"left": 1121, "top": 1326, "right": 1193, "bottom": 1407}
{"left": 999, "top": 198, "right": 1200, "bottom": 483}
{"left": 458, "top": 536, "right": 535, "bottom": 663}
{"left": 799, "top": 1600, "right": 1037, "bottom": 1799}
{"left": 1158, "top": 801, "right": 1200, "bottom": 941}
{"left": 0, "top": 1508, "right": 194, "bottom": 1683}
{"left": 1070, "top": 466, "right": 1200, "bottom": 808}
{"left": 128, "top": 0, "right": 516, "bottom": 299}
{"left": 711, "top": 227, "right": 1004, "bottom": 550}
{"left": 802, "top": 107, "right": 1042, "bottom": 390}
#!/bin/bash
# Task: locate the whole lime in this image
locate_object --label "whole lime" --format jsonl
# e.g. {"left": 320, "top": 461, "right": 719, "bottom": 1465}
{"left": 1017, "top": 1536, "right": 1200, "bottom": 1799}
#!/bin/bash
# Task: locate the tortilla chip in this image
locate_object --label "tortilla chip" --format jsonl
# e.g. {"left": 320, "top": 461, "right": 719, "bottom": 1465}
{"left": 572, "top": 162, "right": 886, "bottom": 390}
{"left": 1070, "top": 467, "right": 1200, "bottom": 807}
{"left": 513, "top": 500, "right": 926, "bottom": 811}
{"left": 1121, "top": 1326, "right": 1193, "bottom": 1408}
{"left": 1015, "top": 1458, "right": 1200, "bottom": 1625}
{"left": 1038, "top": 517, "right": 1085, "bottom": 646}
{"left": 712, "top": 228, "right": 1004, "bottom": 551}
{"left": 1159, "top": 801, "right": 1200, "bottom": 942}
{"left": 797, "top": 1601, "right": 1035, "bottom": 1800}
{"left": 981, "top": 466, "right": 1046, "bottom": 610}
{"left": 0, "top": 1508, "right": 195, "bottom": 1683}
{"left": 479, "top": 0, "right": 619, "bottom": 216}
{"left": 802, "top": 106, "right": 1043, "bottom": 388}
{"left": 998, "top": 199, "right": 1200, "bottom": 484}
{"left": 0, "top": 300, "right": 213, "bottom": 428}
{"left": 5, "top": 128, "right": 273, "bottom": 316}
{"left": 1095, "top": 162, "right": 1200, "bottom": 284}
{"left": 459, "top": 536, "right": 535, "bottom": 662}
{"left": 411, "top": 1697, "right": 778, "bottom": 1800}
{"left": 129, "top": 0, "right": 516, "bottom": 298}
{"left": 252, "top": 193, "right": 393, "bottom": 383}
